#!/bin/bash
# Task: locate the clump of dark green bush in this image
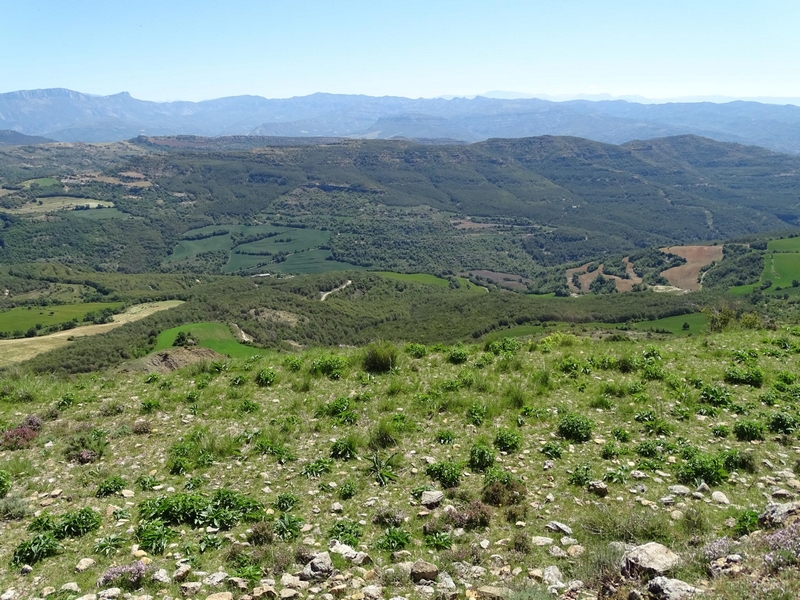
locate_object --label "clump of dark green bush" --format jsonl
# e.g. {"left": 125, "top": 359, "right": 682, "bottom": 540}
{"left": 557, "top": 413, "right": 593, "bottom": 443}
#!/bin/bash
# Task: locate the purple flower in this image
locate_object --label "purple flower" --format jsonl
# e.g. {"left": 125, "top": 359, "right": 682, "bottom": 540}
{"left": 97, "top": 561, "right": 146, "bottom": 589}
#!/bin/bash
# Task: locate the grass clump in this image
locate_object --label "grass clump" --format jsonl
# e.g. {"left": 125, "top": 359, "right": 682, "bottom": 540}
{"left": 0, "top": 470, "right": 10, "bottom": 498}
{"left": 426, "top": 461, "right": 462, "bottom": 488}
{"left": 469, "top": 443, "right": 496, "bottom": 472}
{"left": 96, "top": 475, "right": 125, "bottom": 497}
{"left": 363, "top": 342, "right": 398, "bottom": 373}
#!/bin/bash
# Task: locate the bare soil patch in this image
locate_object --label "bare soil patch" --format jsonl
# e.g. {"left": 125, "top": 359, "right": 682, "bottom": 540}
{"left": 468, "top": 270, "right": 533, "bottom": 291}
{"left": 139, "top": 347, "right": 225, "bottom": 373}
{"left": 660, "top": 245, "right": 723, "bottom": 291}
{"left": 248, "top": 308, "right": 304, "bottom": 327}
{"left": 451, "top": 219, "right": 497, "bottom": 231}
{"left": 565, "top": 258, "right": 642, "bottom": 293}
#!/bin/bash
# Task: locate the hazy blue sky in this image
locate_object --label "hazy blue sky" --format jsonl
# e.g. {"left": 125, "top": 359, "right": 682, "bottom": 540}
{"left": 2, "top": 0, "right": 798, "bottom": 102}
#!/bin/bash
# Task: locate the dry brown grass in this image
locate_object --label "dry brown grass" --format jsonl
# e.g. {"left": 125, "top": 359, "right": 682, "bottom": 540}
{"left": 661, "top": 245, "right": 723, "bottom": 291}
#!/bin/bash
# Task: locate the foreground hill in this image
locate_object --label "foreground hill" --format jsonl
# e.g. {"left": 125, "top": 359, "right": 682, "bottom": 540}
{"left": 5, "top": 89, "right": 800, "bottom": 154}
{"left": 1, "top": 319, "right": 800, "bottom": 599}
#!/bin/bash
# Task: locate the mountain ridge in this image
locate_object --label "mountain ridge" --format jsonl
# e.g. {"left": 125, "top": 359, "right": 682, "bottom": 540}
{"left": 3, "top": 89, "right": 800, "bottom": 153}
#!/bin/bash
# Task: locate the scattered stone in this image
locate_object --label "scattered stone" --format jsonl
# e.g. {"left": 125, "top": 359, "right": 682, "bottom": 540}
{"left": 279, "top": 590, "right": 299, "bottom": 600}
{"left": 121, "top": 490, "right": 135, "bottom": 498}
{"left": 180, "top": 583, "right": 202, "bottom": 597}
{"left": 437, "top": 572, "right": 456, "bottom": 591}
{"left": 621, "top": 542, "right": 681, "bottom": 578}
{"left": 331, "top": 503, "right": 344, "bottom": 513}
{"left": 669, "top": 485, "right": 691, "bottom": 496}
{"left": 204, "top": 594, "right": 233, "bottom": 600}
{"left": 410, "top": 560, "right": 439, "bottom": 583}
{"left": 98, "top": 589, "right": 120, "bottom": 600}
{"left": 476, "top": 586, "right": 511, "bottom": 600}
{"left": 421, "top": 491, "right": 445, "bottom": 508}
{"left": 152, "top": 569, "right": 171, "bottom": 584}
{"left": 531, "top": 536, "right": 554, "bottom": 546}
{"left": 647, "top": 576, "right": 700, "bottom": 600}
{"left": 630, "top": 470, "right": 649, "bottom": 480}
{"left": 772, "top": 489, "right": 793, "bottom": 499}
{"left": 543, "top": 566, "right": 563, "bottom": 586}
{"left": 75, "top": 558, "right": 95, "bottom": 573}
{"left": 545, "top": 521, "right": 573, "bottom": 535}
{"left": 203, "top": 573, "right": 228, "bottom": 587}
{"left": 549, "top": 546, "right": 567, "bottom": 558}
{"left": 75, "top": 595, "right": 96, "bottom": 600}
{"left": 711, "top": 491, "right": 729, "bottom": 505}
{"left": 61, "top": 584, "right": 81, "bottom": 594}
{"left": 709, "top": 554, "right": 746, "bottom": 577}
{"left": 251, "top": 586, "right": 277, "bottom": 599}
{"left": 281, "top": 574, "right": 301, "bottom": 589}
{"left": 391, "top": 551, "right": 412, "bottom": 563}
{"left": 174, "top": 564, "right": 192, "bottom": 582}
{"left": 20, "top": 565, "right": 32, "bottom": 575}
{"left": 479, "top": 539, "right": 490, "bottom": 549}
{"left": 759, "top": 500, "right": 800, "bottom": 527}
{"left": 41, "top": 589, "right": 56, "bottom": 598}
{"left": 588, "top": 480, "right": 609, "bottom": 497}
{"left": 561, "top": 537, "right": 578, "bottom": 546}
{"left": 670, "top": 510, "right": 685, "bottom": 521}
{"left": 567, "top": 545, "right": 585, "bottom": 557}
{"left": 1, "top": 592, "right": 15, "bottom": 600}
{"left": 301, "top": 552, "right": 335, "bottom": 580}
{"left": 228, "top": 578, "right": 249, "bottom": 591}
{"left": 362, "top": 585, "right": 383, "bottom": 600}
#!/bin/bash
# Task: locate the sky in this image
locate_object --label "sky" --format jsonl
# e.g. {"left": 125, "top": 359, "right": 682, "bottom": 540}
{"left": 2, "top": 0, "right": 799, "bottom": 102}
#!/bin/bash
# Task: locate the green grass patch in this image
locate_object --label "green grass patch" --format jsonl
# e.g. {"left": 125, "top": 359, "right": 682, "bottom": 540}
{"left": 154, "top": 322, "right": 262, "bottom": 359}
{"left": 21, "top": 178, "right": 60, "bottom": 188}
{"left": 767, "top": 237, "right": 800, "bottom": 252}
{"left": 268, "top": 249, "right": 363, "bottom": 275}
{"left": 0, "top": 302, "right": 123, "bottom": 334}
{"left": 374, "top": 272, "right": 486, "bottom": 292}
{"left": 69, "top": 207, "right": 129, "bottom": 220}
{"left": 630, "top": 312, "right": 707, "bottom": 335}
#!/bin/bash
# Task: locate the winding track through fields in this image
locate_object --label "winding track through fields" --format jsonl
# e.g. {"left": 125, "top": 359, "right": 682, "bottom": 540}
{"left": 0, "top": 301, "right": 183, "bottom": 367}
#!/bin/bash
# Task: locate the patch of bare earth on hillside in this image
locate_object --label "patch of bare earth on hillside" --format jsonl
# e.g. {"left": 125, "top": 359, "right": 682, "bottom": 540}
{"left": 451, "top": 219, "right": 497, "bottom": 231}
{"left": 566, "top": 258, "right": 642, "bottom": 294}
{"left": 138, "top": 348, "right": 225, "bottom": 373}
{"left": 467, "top": 270, "right": 533, "bottom": 291}
{"left": 661, "top": 245, "right": 723, "bottom": 291}
{"left": 248, "top": 308, "right": 304, "bottom": 326}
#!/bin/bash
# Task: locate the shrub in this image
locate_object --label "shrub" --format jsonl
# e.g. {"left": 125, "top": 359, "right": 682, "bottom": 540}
{"left": 1, "top": 426, "right": 37, "bottom": 450}
{"left": 255, "top": 368, "right": 278, "bottom": 387}
{"left": 469, "top": 443, "right": 496, "bottom": 472}
{"left": 369, "top": 419, "right": 398, "bottom": 449}
{"left": 600, "top": 441, "right": 620, "bottom": 460}
{"left": 375, "top": 527, "right": 411, "bottom": 551}
{"left": 426, "top": 461, "right": 462, "bottom": 488}
{"left": 700, "top": 384, "right": 732, "bottom": 407}
{"left": 425, "top": 531, "right": 452, "bottom": 550}
{"left": 247, "top": 521, "right": 274, "bottom": 546}
{"left": 96, "top": 475, "right": 125, "bottom": 498}
{"left": 448, "top": 346, "right": 469, "bottom": 364}
{"left": 734, "top": 510, "right": 760, "bottom": 537}
{"left": 676, "top": 453, "right": 728, "bottom": 485}
{"left": 568, "top": 463, "right": 593, "bottom": 486}
{"left": 55, "top": 507, "right": 101, "bottom": 539}
{"left": 724, "top": 365, "right": 764, "bottom": 388}
{"left": 405, "top": 343, "right": 427, "bottom": 358}
{"left": 301, "top": 458, "right": 333, "bottom": 479}
{"left": 733, "top": 420, "right": 765, "bottom": 442}
{"left": 94, "top": 534, "right": 126, "bottom": 557}
{"left": 494, "top": 428, "right": 521, "bottom": 453}
{"left": 769, "top": 412, "right": 799, "bottom": 434}
{"left": 540, "top": 441, "right": 563, "bottom": 459}
{"left": 368, "top": 453, "right": 399, "bottom": 486}
{"left": 436, "top": 430, "right": 455, "bottom": 444}
{"left": 273, "top": 493, "right": 299, "bottom": 512}
{"left": 328, "top": 519, "right": 363, "bottom": 546}
{"left": 97, "top": 560, "right": 147, "bottom": 590}
{"left": 612, "top": 428, "right": 631, "bottom": 442}
{"left": 482, "top": 468, "right": 525, "bottom": 506}
{"left": 0, "top": 497, "right": 27, "bottom": 520}
{"left": 11, "top": 533, "right": 61, "bottom": 566}
{"left": 64, "top": 429, "right": 108, "bottom": 463}
{"left": 466, "top": 403, "right": 487, "bottom": 426}
{"left": 273, "top": 513, "right": 303, "bottom": 540}
{"left": 363, "top": 342, "right": 398, "bottom": 373}
{"left": 310, "top": 354, "right": 348, "bottom": 379}
{"left": 720, "top": 449, "right": 757, "bottom": 473}
{"left": 330, "top": 436, "right": 359, "bottom": 461}
{"left": 711, "top": 425, "right": 730, "bottom": 438}
{"left": 339, "top": 480, "right": 357, "bottom": 500}
{"left": 284, "top": 355, "right": 303, "bottom": 371}
{"left": 0, "top": 470, "right": 10, "bottom": 498}
{"left": 557, "top": 414, "right": 593, "bottom": 443}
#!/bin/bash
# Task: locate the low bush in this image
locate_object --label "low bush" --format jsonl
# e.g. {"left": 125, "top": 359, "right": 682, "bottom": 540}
{"left": 363, "top": 342, "right": 398, "bottom": 374}
{"left": 426, "top": 461, "right": 462, "bottom": 488}
{"left": 96, "top": 475, "right": 125, "bottom": 497}
{"left": 733, "top": 420, "right": 765, "bottom": 442}
{"left": 557, "top": 413, "right": 593, "bottom": 443}
{"left": 469, "top": 443, "right": 496, "bottom": 472}
{"left": 0, "top": 470, "right": 10, "bottom": 498}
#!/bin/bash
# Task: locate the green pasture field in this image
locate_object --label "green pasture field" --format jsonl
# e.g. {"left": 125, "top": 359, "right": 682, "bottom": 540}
{"left": 21, "top": 177, "right": 60, "bottom": 188}
{"left": 0, "top": 301, "right": 123, "bottom": 333}
{"left": 374, "top": 271, "right": 484, "bottom": 292}
{"left": 268, "top": 249, "right": 363, "bottom": 275}
{"left": 630, "top": 312, "right": 707, "bottom": 335}
{"left": 69, "top": 207, "right": 130, "bottom": 220}
{"left": 154, "top": 322, "right": 262, "bottom": 359}
{"left": 769, "top": 253, "right": 800, "bottom": 285}
{"left": 1, "top": 197, "right": 114, "bottom": 214}
{"left": 767, "top": 236, "right": 800, "bottom": 252}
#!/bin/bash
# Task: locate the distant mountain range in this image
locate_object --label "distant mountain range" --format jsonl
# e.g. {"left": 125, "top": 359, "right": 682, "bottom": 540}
{"left": 3, "top": 88, "right": 800, "bottom": 153}
{"left": 0, "top": 130, "right": 54, "bottom": 146}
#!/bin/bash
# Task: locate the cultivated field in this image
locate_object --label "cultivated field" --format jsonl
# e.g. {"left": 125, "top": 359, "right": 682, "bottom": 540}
{"left": 660, "top": 245, "right": 723, "bottom": 291}
{"left": 0, "top": 197, "right": 114, "bottom": 214}
{"left": 0, "top": 301, "right": 183, "bottom": 367}
{"left": 0, "top": 302, "right": 123, "bottom": 334}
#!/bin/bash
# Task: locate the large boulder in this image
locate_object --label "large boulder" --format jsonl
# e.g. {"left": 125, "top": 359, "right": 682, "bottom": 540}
{"left": 621, "top": 543, "right": 681, "bottom": 578}
{"left": 648, "top": 576, "right": 701, "bottom": 599}
{"left": 410, "top": 560, "right": 439, "bottom": 583}
{"left": 300, "top": 552, "right": 334, "bottom": 581}
{"left": 759, "top": 501, "right": 800, "bottom": 528}
{"left": 420, "top": 491, "right": 444, "bottom": 508}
